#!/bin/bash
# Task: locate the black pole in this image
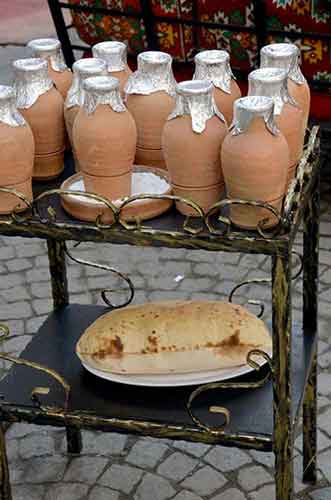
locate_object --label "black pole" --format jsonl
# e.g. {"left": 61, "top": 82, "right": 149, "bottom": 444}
{"left": 47, "top": 0, "right": 76, "bottom": 68}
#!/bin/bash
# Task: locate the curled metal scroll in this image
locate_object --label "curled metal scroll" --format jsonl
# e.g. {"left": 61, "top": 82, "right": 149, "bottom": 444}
{"left": 229, "top": 278, "right": 271, "bottom": 318}
{"left": 204, "top": 198, "right": 283, "bottom": 238}
{"left": 0, "top": 187, "right": 33, "bottom": 223}
{"left": 187, "top": 350, "right": 273, "bottom": 434}
{"left": 0, "top": 324, "right": 70, "bottom": 411}
{"left": 64, "top": 242, "right": 134, "bottom": 309}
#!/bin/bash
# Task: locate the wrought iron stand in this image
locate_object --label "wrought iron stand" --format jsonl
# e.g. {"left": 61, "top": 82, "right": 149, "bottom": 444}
{"left": 0, "top": 126, "right": 320, "bottom": 500}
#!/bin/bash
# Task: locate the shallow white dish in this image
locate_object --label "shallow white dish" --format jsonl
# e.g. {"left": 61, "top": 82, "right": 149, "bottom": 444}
{"left": 82, "top": 348, "right": 271, "bottom": 387}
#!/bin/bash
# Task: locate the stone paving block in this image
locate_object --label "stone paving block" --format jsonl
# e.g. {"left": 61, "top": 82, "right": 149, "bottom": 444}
{"left": 157, "top": 451, "right": 198, "bottom": 482}
{"left": 181, "top": 466, "right": 227, "bottom": 496}
{"left": 148, "top": 290, "right": 190, "bottom": 302}
{"left": 178, "top": 277, "right": 214, "bottom": 291}
{"left": 11, "top": 461, "right": 25, "bottom": 484}
{"left": 7, "top": 258, "right": 32, "bottom": 272}
{"left": 2, "top": 335, "right": 31, "bottom": 354}
{"left": 172, "top": 440, "right": 211, "bottom": 458}
{"left": 44, "top": 483, "right": 89, "bottom": 500}
{"left": 211, "top": 488, "right": 247, "bottom": 500}
{"left": 172, "top": 491, "right": 203, "bottom": 500}
{"left": 98, "top": 464, "right": 143, "bottom": 494}
{"left": 24, "top": 455, "right": 68, "bottom": 483}
{"left": 16, "top": 243, "right": 45, "bottom": 258}
{"left": 237, "top": 465, "right": 273, "bottom": 491}
{"left": 64, "top": 456, "right": 108, "bottom": 484}
{"left": 6, "top": 423, "right": 42, "bottom": 439}
{"left": 6, "top": 438, "right": 19, "bottom": 462}
{"left": 25, "top": 315, "right": 48, "bottom": 334}
{"left": 30, "top": 282, "right": 52, "bottom": 299}
{"left": 310, "top": 487, "right": 331, "bottom": 499}
{"left": 134, "top": 472, "right": 175, "bottom": 500}
{"left": 0, "top": 273, "right": 24, "bottom": 289}
{"left": 295, "top": 430, "right": 331, "bottom": 453}
{"left": 248, "top": 450, "right": 274, "bottom": 468}
{"left": 1, "top": 286, "right": 31, "bottom": 303}
{"left": 12, "top": 484, "right": 45, "bottom": 500}
{"left": 317, "top": 373, "right": 331, "bottom": 397}
{"left": 0, "top": 246, "right": 15, "bottom": 260}
{"left": 126, "top": 438, "right": 169, "bottom": 468}
{"left": 31, "top": 298, "right": 52, "bottom": 315}
{"left": 73, "top": 431, "right": 127, "bottom": 456}
{"left": 89, "top": 486, "right": 120, "bottom": 500}
{"left": 26, "top": 268, "right": 50, "bottom": 282}
{"left": 248, "top": 484, "right": 275, "bottom": 500}
{"left": 318, "top": 408, "right": 331, "bottom": 436}
{"left": 19, "top": 433, "right": 54, "bottom": 460}
{"left": 0, "top": 302, "right": 31, "bottom": 320}
{"left": 204, "top": 446, "right": 252, "bottom": 472}
{"left": 317, "top": 448, "right": 331, "bottom": 482}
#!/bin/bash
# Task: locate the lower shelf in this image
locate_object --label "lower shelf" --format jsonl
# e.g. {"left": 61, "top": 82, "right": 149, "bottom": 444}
{"left": 0, "top": 304, "right": 316, "bottom": 451}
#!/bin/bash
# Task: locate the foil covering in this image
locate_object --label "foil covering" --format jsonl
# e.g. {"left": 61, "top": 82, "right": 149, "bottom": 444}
{"left": 248, "top": 67, "right": 298, "bottom": 115}
{"left": 193, "top": 50, "right": 234, "bottom": 94}
{"left": 0, "top": 85, "right": 26, "bottom": 127}
{"left": 92, "top": 41, "right": 128, "bottom": 72}
{"left": 83, "top": 76, "right": 126, "bottom": 114}
{"left": 260, "top": 43, "right": 305, "bottom": 85}
{"left": 168, "top": 80, "right": 226, "bottom": 134}
{"left": 27, "top": 38, "right": 68, "bottom": 72}
{"left": 13, "top": 58, "right": 53, "bottom": 109}
{"left": 65, "top": 58, "right": 107, "bottom": 109}
{"left": 124, "top": 51, "right": 176, "bottom": 96}
{"left": 230, "top": 96, "right": 279, "bottom": 136}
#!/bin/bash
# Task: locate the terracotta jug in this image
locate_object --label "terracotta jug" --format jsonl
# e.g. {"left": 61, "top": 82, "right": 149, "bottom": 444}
{"left": 221, "top": 96, "right": 289, "bottom": 229}
{"left": 13, "top": 58, "right": 65, "bottom": 181}
{"left": 260, "top": 43, "right": 310, "bottom": 133}
{"left": 73, "top": 75, "right": 137, "bottom": 200}
{"left": 0, "top": 85, "right": 34, "bottom": 214}
{"left": 248, "top": 67, "right": 304, "bottom": 185}
{"left": 27, "top": 38, "right": 73, "bottom": 99}
{"left": 125, "top": 51, "right": 176, "bottom": 169}
{"left": 92, "top": 41, "right": 131, "bottom": 97}
{"left": 193, "top": 50, "right": 241, "bottom": 126}
{"left": 64, "top": 57, "right": 106, "bottom": 169}
{"left": 162, "top": 80, "right": 228, "bottom": 216}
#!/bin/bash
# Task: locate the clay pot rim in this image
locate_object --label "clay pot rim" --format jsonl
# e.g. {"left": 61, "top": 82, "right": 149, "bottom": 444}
{"left": 27, "top": 38, "right": 61, "bottom": 52}
{"left": 177, "top": 80, "right": 213, "bottom": 96}
{"left": 195, "top": 49, "right": 229, "bottom": 64}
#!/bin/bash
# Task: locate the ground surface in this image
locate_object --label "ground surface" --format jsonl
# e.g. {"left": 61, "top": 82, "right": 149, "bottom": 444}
{"left": 0, "top": 1, "right": 331, "bottom": 499}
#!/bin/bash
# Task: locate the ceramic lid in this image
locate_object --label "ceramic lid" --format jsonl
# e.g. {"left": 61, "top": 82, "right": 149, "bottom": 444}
{"left": 230, "top": 95, "right": 279, "bottom": 136}
{"left": 82, "top": 75, "right": 126, "bottom": 114}
{"left": 124, "top": 51, "right": 176, "bottom": 96}
{"left": 0, "top": 84, "right": 26, "bottom": 126}
{"left": 13, "top": 58, "right": 53, "bottom": 109}
{"left": 168, "top": 79, "right": 226, "bottom": 133}
{"left": 193, "top": 50, "right": 235, "bottom": 94}
{"left": 27, "top": 38, "right": 68, "bottom": 72}
{"left": 260, "top": 43, "right": 305, "bottom": 85}
{"left": 65, "top": 58, "right": 107, "bottom": 109}
{"left": 92, "top": 41, "right": 128, "bottom": 72}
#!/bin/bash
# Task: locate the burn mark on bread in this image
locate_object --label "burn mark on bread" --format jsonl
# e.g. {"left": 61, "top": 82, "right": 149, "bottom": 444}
{"left": 93, "top": 335, "right": 124, "bottom": 359}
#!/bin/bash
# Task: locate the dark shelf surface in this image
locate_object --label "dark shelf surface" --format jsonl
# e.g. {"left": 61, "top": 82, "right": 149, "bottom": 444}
{"left": 0, "top": 304, "right": 316, "bottom": 443}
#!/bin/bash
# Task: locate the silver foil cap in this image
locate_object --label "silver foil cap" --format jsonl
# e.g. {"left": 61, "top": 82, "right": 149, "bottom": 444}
{"left": 92, "top": 41, "right": 128, "bottom": 72}
{"left": 231, "top": 96, "right": 279, "bottom": 136}
{"left": 124, "top": 51, "right": 176, "bottom": 96}
{"left": 248, "top": 67, "right": 297, "bottom": 115}
{"left": 168, "top": 80, "right": 225, "bottom": 134}
{"left": 27, "top": 38, "right": 68, "bottom": 72}
{"left": 65, "top": 58, "right": 107, "bottom": 109}
{"left": 0, "top": 85, "right": 26, "bottom": 127}
{"left": 13, "top": 58, "right": 53, "bottom": 109}
{"left": 83, "top": 76, "right": 126, "bottom": 114}
{"left": 260, "top": 43, "right": 305, "bottom": 85}
{"left": 193, "top": 50, "right": 234, "bottom": 94}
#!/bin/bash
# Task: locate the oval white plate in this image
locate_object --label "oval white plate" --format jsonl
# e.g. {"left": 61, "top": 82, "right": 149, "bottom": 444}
{"left": 82, "top": 348, "right": 271, "bottom": 387}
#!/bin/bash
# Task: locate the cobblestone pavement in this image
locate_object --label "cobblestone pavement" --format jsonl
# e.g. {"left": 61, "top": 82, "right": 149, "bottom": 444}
{"left": 0, "top": 176, "right": 329, "bottom": 500}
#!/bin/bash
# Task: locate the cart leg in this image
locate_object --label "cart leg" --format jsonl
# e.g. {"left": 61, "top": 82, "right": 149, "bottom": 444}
{"left": 47, "top": 240, "right": 82, "bottom": 454}
{"left": 302, "top": 175, "right": 320, "bottom": 484}
{"left": 47, "top": 0, "right": 75, "bottom": 67}
{"left": 0, "top": 426, "right": 12, "bottom": 500}
{"left": 272, "top": 253, "right": 294, "bottom": 500}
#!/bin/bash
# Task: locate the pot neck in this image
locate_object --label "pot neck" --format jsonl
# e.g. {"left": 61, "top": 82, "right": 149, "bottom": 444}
{"left": 230, "top": 96, "right": 279, "bottom": 136}
{"left": 168, "top": 80, "right": 226, "bottom": 133}
{"left": 124, "top": 51, "right": 176, "bottom": 96}
{"left": 13, "top": 58, "right": 53, "bottom": 109}
{"left": 65, "top": 58, "right": 107, "bottom": 109}
{"left": 260, "top": 43, "right": 305, "bottom": 85}
{"left": 27, "top": 38, "right": 68, "bottom": 73}
{"left": 248, "top": 67, "right": 298, "bottom": 115}
{"left": 92, "top": 41, "right": 128, "bottom": 72}
{"left": 0, "top": 85, "right": 26, "bottom": 127}
{"left": 193, "top": 50, "right": 234, "bottom": 94}
{"left": 82, "top": 76, "right": 126, "bottom": 115}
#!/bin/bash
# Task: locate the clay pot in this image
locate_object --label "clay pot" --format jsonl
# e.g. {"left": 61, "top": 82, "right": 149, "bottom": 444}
{"left": 248, "top": 67, "right": 304, "bottom": 187}
{"left": 162, "top": 80, "right": 228, "bottom": 216}
{"left": 221, "top": 96, "right": 289, "bottom": 229}
{"left": 27, "top": 38, "right": 73, "bottom": 99}
{"left": 13, "top": 58, "right": 65, "bottom": 181}
{"left": 0, "top": 85, "right": 34, "bottom": 213}
{"left": 260, "top": 42, "right": 310, "bottom": 133}
{"left": 125, "top": 51, "right": 176, "bottom": 169}
{"left": 73, "top": 76, "right": 137, "bottom": 200}
{"left": 92, "top": 41, "right": 132, "bottom": 97}
{"left": 64, "top": 57, "right": 106, "bottom": 169}
{"left": 194, "top": 50, "right": 241, "bottom": 125}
